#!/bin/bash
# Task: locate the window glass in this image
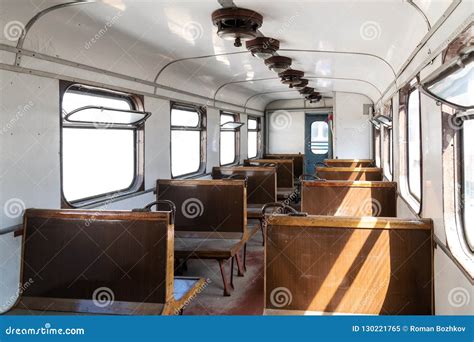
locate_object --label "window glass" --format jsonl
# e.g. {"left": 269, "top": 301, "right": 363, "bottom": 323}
{"left": 171, "top": 106, "right": 203, "bottom": 177}
{"left": 220, "top": 113, "right": 238, "bottom": 165}
{"left": 63, "top": 129, "right": 135, "bottom": 201}
{"left": 407, "top": 89, "right": 422, "bottom": 200}
{"left": 463, "top": 119, "right": 474, "bottom": 250}
{"left": 247, "top": 118, "right": 259, "bottom": 159}
{"left": 61, "top": 87, "right": 139, "bottom": 204}
{"left": 171, "top": 108, "right": 199, "bottom": 127}
{"left": 310, "top": 121, "right": 329, "bottom": 154}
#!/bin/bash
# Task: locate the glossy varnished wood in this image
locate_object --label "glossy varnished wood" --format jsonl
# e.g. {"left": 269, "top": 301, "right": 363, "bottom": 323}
{"left": 211, "top": 166, "right": 277, "bottom": 206}
{"left": 316, "top": 167, "right": 383, "bottom": 181}
{"left": 265, "top": 215, "right": 433, "bottom": 315}
{"left": 324, "top": 159, "right": 374, "bottom": 167}
{"left": 301, "top": 180, "right": 397, "bottom": 217}
{"left": 264, "top": 154, "right": 305, "bottom": 179}
{"left": 244, "top": 159, "right": 294, "bottom": 189}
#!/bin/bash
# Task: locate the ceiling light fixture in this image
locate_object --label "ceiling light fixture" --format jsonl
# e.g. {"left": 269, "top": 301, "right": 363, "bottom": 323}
{"left": 293, "top": 79, "right": 308, "bottom": 90}
{"left": 246, "top": 37, "right": 280, "bottom": 59}
{"left": 279, "top": 69, "right": 305, "bottom": 88}
{"left": 299, "top": 87, "right": 314, "bottom": 96}
{"left": 306, "top": 92, "right": 322, "bottom": 103}
{"left": 212, "top": 7, "right": 263, "bottom": 47}
{"left": 264, "top": 56, "right": 292, "bottom": 73}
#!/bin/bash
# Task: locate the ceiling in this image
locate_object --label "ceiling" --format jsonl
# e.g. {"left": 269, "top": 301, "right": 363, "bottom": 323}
{"left": 0, "top": 0, "right": 461, "bottom": 111}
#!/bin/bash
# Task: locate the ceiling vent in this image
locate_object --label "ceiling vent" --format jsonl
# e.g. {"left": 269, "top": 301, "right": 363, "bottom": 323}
{"left": 264, "top": 56, "right": 292, "bottom": 73}
{"left": 279, "top": 69, "right": 304, "bottom": 88}
{"left": 246, "top": 37, "right": 280, "bottom": 59}
{"left": 293, "top": 79, "right": 308, "bottom": 90}
{"left": 212, "top": 7, "right": 263, "bottom": 47}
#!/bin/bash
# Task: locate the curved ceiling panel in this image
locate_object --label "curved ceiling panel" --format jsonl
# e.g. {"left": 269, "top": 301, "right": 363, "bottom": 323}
{"left": 412, "top": 0, "right": 452, "bottom": 25}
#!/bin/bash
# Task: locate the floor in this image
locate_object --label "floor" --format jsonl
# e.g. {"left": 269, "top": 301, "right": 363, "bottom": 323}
{"left": 183, "top": 232, "right": 265, "bottom": 315}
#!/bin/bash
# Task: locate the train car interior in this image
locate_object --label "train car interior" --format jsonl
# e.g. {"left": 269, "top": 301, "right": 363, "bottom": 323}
{"left": 0, "top": 0, "right": 473, "bottom": 319}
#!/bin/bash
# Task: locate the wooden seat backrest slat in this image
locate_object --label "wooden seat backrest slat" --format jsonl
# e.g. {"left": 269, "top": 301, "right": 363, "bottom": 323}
{"left": 301, "top": 180, "right": 397, "bottom": 217}
{"left": 156, "top": 179, "right": 246, "bottom": 237}
{"left": 265, "top": 215, "right": 433, "bottom": 315}
{"left": 19, "top": 209, "right": 174, "bottom": 314}
{"left": 211, "top": 166, "right": 277, "bottom": 205}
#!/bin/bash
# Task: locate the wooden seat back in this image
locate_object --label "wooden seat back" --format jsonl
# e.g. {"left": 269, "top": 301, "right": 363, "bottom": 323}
{"left": 264, "top": 154, "right": 304, "bottom": 179}
{"left": 211, "top": 166, "right": 277, "bottom": 205}
{"left": 265, "top": 215, "right": 433, "bottom": 315}
{"left": 244, "top": 159, "right": 294, "bottom": 189}
{"left": 301, "top": 180, "right": 397, "bottom": 216}
{"left": 324, "top": 159, "right": 374, "bottom": 167}
{"left": 18, "top": 209, "right": 176, "bottom": 315}
{"left": 316, "top": 167, "right": 383, "bottom": 181}
{"left": 156, "top": 179, "right": 246, "bottom": 238}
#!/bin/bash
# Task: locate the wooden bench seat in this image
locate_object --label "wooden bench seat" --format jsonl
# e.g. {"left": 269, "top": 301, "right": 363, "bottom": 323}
{"left": 156, "top": 179, "right": 248, "bottom": 296}
{"left": 264, "top": 214, "right": 433, "bottom": 315}
{"left": 324, "top": 158, "right": 374, "bottom": 167}
{"left": 264, "top": 153, "right": 305, "bottom": 179}
{"left": 301, "top": 180, "right": 397, "bottom": 216}
{"left": 316, "top": 166, "right": 383, "bottom": 181}
{"left": 244, "top": 159, "right": 294, "bottom": 199}
{"left": 11, "top": 208, "right": 204, "bottom": 315}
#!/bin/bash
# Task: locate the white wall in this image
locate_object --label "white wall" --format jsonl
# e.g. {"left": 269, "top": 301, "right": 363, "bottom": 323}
{"left": 333, "top": 93, "right": 372, "bottom": 159}
{"left": 267, "top": 110, "right": 305, "bottom": 154}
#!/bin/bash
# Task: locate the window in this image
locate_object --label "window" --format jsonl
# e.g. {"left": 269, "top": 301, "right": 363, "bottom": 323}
{"left": 61, "top": 83, "right": 146, "bottom": 206}
{"left": 462, "top": 119, "right": 474, "bottom": 250}
{"left": 220, "top": 113, "right": 241, "bottom": 165}
{"left": 171, "top": 104, "right": 206, "bottom": 178}
{"left": 374, "top": 127, "right": 381, "bottom": 167}
{"left": 383, "top": 101, "right": 393, "bottom": 180}
{"left": 310, "top": 121, "right": 329, "bottom": 154}
{"left": 247, "top": 117, "right": 260, "bottom": 159}
{"left": 407, "top": 88, "right": 422, "bottom": 200}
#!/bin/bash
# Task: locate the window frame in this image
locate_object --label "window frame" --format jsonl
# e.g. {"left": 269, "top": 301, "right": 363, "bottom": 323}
{"left": 373, "top": 125, "right": 381, "bottom": 168}
{"left": 383, "top": 99, "right": 394, "bottom": 180}
{"left": 170, "top": 103, "right": 207, "bottom": 179}
{"left": 219, "top": 111, "right": 241, "bottom": 166}
{"left": 59, "top": 81, "right": 145, "bottom": 208}
{"left": 398, "top": 79, "right": 423, "bottom": 214}
{"left": 247, "top": 116, "right": 261, "bottom": 159}
{"left": 406, "top": 86, "right": 423, "bottom": 202}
